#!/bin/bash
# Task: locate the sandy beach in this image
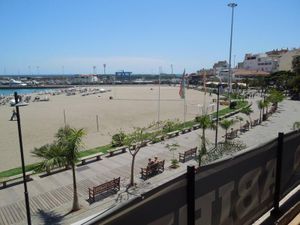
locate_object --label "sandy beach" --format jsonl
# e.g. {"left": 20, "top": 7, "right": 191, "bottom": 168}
{"left": 0, "top": 85, "right": 216, "bottom": 171}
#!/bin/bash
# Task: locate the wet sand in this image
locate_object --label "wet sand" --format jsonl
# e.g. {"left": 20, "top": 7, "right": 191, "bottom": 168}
{"left": 0, "top": 85, "right": 216, "bottom": 171}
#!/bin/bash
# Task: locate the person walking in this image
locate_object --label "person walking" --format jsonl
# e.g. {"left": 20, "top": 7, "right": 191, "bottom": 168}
{"left": 10, "top": 109, "right": 17, "bottom": 121}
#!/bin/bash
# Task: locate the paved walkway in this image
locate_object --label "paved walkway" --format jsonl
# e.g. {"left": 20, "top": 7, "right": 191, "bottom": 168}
{"left": 0, "top": 98, "right": 299, "bottom": 225}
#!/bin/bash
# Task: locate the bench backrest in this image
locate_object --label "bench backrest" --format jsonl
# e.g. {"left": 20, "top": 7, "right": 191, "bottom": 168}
{"left": 93, "top": 177, "right": 120, "bottom": 193}
{"left": 147, "top": 160, "right": 165, "bottom": 171}
{"left": 185, "top": 147, "right": 197, "bottom": 155}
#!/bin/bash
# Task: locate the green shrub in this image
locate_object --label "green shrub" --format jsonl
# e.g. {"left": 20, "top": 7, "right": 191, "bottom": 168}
{"left": 111, "top": 131, "right": 126, "bottom": 147}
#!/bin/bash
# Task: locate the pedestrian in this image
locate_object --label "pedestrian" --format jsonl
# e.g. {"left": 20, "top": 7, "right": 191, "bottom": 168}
{"left": 10, "top": 109, "right": 17, "bottom": 121}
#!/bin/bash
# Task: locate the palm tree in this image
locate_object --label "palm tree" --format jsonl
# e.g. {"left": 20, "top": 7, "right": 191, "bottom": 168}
{"left": 293, "top": 122, "right": 300, "bottom": 131}
{"left": 220, "top": 119, "right": 235, "bottom": 143}
{"left": 257, "top": 100, "right": 264, "bottom": 123}
{"left": 241, "top": 106, "right": 253, "bottom": 126}
{"left": 32, "top": 143, "right": 66, "bottom": 174}
{"left": 32, "top": 126, "right": 86, "bottom": 212}
{"left": 55, "top": 126, "right": 86, "bottom": 211}
{"left": 236, "top": 116, "right": 243, "bottom": 130}
{"left": 196, "top": 115, "right": 215, "bottom": 165}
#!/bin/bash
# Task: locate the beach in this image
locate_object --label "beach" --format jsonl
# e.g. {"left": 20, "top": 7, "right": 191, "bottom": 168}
{"left": 0, "top": 85, "right": 216, "bottom": 171}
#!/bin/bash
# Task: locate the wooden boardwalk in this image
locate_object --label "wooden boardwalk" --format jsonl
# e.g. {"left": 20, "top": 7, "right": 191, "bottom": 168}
{"left": 0, "top": 138, "right": 197, "bottom": 225}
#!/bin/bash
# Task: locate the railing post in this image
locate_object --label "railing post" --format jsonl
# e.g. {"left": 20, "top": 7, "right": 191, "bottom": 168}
{"left": 187, "top": 166, "right": 195, "bottom": 225}
{"left": 271, "top": 132, "right": 284, "bottom": 217}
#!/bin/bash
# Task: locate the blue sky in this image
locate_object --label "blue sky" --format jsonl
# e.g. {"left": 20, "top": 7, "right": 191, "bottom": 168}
{"left": 0, "top": 0, "right": 299, "bottom": 75}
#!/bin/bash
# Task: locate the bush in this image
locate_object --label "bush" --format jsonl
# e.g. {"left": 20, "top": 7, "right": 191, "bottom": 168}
{"left": 229, "top": 101, "right": 237, "bottom": 109}
{"left": 111, "top": 131, "right": 126, "bottom": 147}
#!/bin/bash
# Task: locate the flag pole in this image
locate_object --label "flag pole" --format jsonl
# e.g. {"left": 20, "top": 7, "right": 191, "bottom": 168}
{"left": 179, "top": 69, "right": 186, "bottom": 125}
{"left": 183, "top": 71, "right": 187, "bottom": 126}
{"left": 157, "top": 67, "right": 161, "bottom": 128}
{"left": 203, "top": 69, "right": 207, "bottom": 115}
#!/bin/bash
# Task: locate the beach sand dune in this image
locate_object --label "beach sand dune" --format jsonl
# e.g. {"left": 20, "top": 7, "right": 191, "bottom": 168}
{"left": 0, "top": 85, "right": 215, "bottom": 171}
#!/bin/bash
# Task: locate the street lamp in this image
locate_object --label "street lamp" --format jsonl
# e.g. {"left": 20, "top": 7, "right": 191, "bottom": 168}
{"left": 227, "top": 2, "right": 237, "bottom": 98}
{"left": 215, "top": 84, "right": 221, "bottom": 148}
{"left": 14, "top": 92, "right": 31, "bottom": 225}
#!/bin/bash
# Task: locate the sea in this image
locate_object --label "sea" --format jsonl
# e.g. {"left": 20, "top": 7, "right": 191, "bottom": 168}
{"left": 0, "top": 88, "right": 53, "bottom": 96}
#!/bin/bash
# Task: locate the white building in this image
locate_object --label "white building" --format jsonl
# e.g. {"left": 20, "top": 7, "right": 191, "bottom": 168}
{"left": 72, "top": 75, "right": 98, "bottom": 84}
{"left": 277, "top": 48, "right": 300, "bottom": 71}
{"left": 213, "top": 61, "right": 228, "bottom": 76}
{"left": 243, "top": 53, "right": 278, "bottom": 72}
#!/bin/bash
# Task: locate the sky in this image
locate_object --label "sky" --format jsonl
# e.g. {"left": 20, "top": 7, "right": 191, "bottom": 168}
{"left": 0, "top": 0, "right": 299, "bottom": 75}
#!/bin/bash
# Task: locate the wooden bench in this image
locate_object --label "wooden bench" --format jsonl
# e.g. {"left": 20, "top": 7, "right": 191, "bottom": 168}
{"left": 225, "top": 129, "right": 238, "bottom": 140}
{"left": 240, "top": 123, "right": 250, "bottom": 133}
{"left": 88, "top": 177, "right": 120, "bottom": 203}
{"left": 181, "top": 127, "right": 192, "bottom": 134}
{"left": 192, "top": 124, "right": 201, "bottom": 130}
{"left": 140, "top": 160, "right": 165, "bottom": 180}
{"left": 179, "top": 147, "right": 197, "bottom": 162}
{"left": 107, "top": 146, "right": 127, "bottom": 157}
{"left": 79, "top": 152, "right": 104, "bottom": 165}
{"left": 166, "top": 130, "right": 180, "bottom": 139}
{"left": 0, "top": 171, "right": 34, "bottom": 188}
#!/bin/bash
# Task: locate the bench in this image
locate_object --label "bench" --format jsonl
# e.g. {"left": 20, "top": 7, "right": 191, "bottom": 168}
{"left": 107, "top": 146, "right": 127, "bottom": 157}
{"left": 181, "top": 127, "right": 192, "bottom": 134}
{"left": 79, "top": 152, "right": 104, "bottom": 165}
{"left": 240, "top": 123, "right": 250, "bottom": 133}
{"left": 88, "top": 177, "right": 120, "bottom": 203}
{"left": 179, "top": 147, "right": 197, "bottom": 162}
{"left": 192, "top": 124, "right": 201, "bottom": 130}
{"left": 0, "top": 171, "right": 34, "bottom": 188}
{"left": 166, "top": 130, "right": 180, "bottom": 139}
{"left": 225, "top": 129, "right": 238, "bottom": 140}
{"left": 140, "top": 160, "right": 165, "bottom": 180}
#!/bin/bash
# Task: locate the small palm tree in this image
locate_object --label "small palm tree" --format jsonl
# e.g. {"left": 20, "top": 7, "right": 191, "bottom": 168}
{"left": 196, "top": 115, "right": 215, "bottom": 166}
{"left": 32, "top": 143, "right": 65, "bottom": 174}
{"left": 220, "top": 119, "right": 235, "bottom": 143}
{"left": 241, "top": 106, "right": 253, "bottom": 126}
{"left": 257, "top": 100, "right": 264, "bottom": 123}
{"left": 236, "top": 116, "right": 243, "bottom": 130}
{"left": 293, "top": 122, "right": 300, "bottom": 131}
{"left": 32, "top": 126, "right": 86, "bottom": 212}
{"left": 165, "top": 143, "right": 180, "bottom": 168}
{"left": 263, "top": 99, "right": 270, "bottom": 114}
{"left": 55, "top": 126, "right": 86, "bottom": 211}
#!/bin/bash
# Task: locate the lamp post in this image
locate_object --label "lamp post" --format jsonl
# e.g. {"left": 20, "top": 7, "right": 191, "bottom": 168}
{"left": 227, "top": 2, "right": 237, "bottom": 99}
{"left": 215, "top": 84, "right": 221, "bottom": 148}
{"left": 14, "top": 92, "right": 31, "bottom": 225}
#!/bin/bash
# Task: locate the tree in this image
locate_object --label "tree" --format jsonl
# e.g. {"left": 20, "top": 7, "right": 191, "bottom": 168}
{"left": 196, "top": 115, "right": 215, "bottom": 165}
{"left": 293, "top": 122, "right": 300, "bottom": 131}
{"left": 219, "top": 119, "right": 235, "bottom": 143}
{"left": 55, "top": 126, "right": 86, "bottom": 211}
{"left": 124, "top": 125, "right": 155, "bottom": 187}
{"left": 236, "top": 116, "right": 243, "bottom": 130}
{"left": 165, "top": 143, "right": 180, "bottom": 168}
{"left": 266, "top": 89, "right": 284, "bottom": 108}
{"left": 32, "top": 143, "right": 66, "bottom": 174}
{"left": 292, "top": 55, "right": 300, "bottom": 75}
{"left": 241, "top": 106, "right": 253, "bottom": 125}
{"left": 32, "top": 126, "right": 86, "bottom": 212}
{"left": 257, "top": 100, "right": 265, "bottom": 123}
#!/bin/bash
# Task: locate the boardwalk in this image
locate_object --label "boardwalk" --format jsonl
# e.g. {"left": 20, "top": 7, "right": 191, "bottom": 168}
{"left": 0, "top": 98, "right": 299, "bottom": 225}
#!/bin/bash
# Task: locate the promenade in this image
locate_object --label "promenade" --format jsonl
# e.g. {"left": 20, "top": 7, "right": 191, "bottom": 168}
{"left": 0, "top": 98, "right": 299, "bottom": 225}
